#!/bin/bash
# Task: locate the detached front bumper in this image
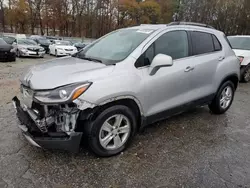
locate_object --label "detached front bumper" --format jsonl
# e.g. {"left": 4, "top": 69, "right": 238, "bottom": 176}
{"left": 12, "top": 97, "right": 83, "bottom": 152}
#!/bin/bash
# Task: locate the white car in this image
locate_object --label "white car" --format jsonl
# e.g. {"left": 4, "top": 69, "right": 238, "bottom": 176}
{"left": 228, "top": 36, "right": 250, "bottom": 82}
{"left": 49, "top": 40, "right": 78, "bottom": 57}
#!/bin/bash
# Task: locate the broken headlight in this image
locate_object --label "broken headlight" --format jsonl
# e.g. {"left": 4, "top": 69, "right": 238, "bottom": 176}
{"left": 34, "top": 82, "right": 91, "bottom": 104}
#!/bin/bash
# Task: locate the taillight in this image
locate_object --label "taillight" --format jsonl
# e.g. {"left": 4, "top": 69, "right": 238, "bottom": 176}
{"left": 238, "top": 56, "right": 244, "bottom": 63}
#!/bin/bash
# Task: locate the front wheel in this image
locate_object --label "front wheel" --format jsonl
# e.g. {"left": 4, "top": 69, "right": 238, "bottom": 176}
{"left": 85, "top": 105, "right": 137, "bottom": 157}
{"left": 209, "top": 81, "right": 235, "bottom": 114}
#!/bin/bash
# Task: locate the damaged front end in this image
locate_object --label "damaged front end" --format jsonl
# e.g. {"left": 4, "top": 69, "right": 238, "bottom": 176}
{"left": 13, "top": 83, "right": 93, "bottom": 152}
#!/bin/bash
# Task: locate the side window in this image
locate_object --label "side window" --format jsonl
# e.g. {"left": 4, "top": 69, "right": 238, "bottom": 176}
{"left": 135, "top": 30, "right": 189, "bottom": 68}
{"left": 190, "top": 31, "right": 214, "bottom": 55}
{"left": 155, "top": 31, "right": 189, "bottom": 60}
{"left": 212, "top": 35, "right": 222, "bottom": 51}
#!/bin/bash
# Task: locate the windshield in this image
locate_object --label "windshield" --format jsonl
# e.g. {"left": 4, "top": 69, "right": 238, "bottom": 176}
{"left": 55, "top": 41, "right": 71, "bottom": 45}
{"left": 228, "top": 37, "right": 250, "bottom": 50}
{"left": 0, "top": 38, "right": 7, "bottom": 45}
{"left": 74, "top": 29, "right": 153, "bottom": 64}
{"left": 3, "top": 37, "right": 15, "bottom": 44}
{"left": 18, "top": 39, "right": 37, "bottom": 45}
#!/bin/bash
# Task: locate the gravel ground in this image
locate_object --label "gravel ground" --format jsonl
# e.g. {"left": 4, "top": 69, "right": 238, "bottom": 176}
{"left": 0, "top": 56, "right": 250, "bottom": 188}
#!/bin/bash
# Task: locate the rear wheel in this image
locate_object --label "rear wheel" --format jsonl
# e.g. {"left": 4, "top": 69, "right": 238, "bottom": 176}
{"left": 85, "top": 105, "right": 137, "bottom": 157}
{"left": 209, "top": 81, "right": 235, "bottom": 114}
{"left": 242, "top": 65, "right": 250, "bottom": 83}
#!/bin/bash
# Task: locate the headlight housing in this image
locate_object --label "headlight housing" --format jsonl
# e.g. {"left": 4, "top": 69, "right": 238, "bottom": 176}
{"left": 19, "top": 47, "right": 28, "bottom": 52}
{"left": 34, "top": 82, "right": 91, "bottom": 104}
{"left": 10, "top": 47, "right": 16, "bottom": 53}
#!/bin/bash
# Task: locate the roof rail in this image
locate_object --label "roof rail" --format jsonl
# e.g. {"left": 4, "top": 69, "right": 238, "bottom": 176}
{"left": 167, "top": 22, "right": 215, "bottom": 29}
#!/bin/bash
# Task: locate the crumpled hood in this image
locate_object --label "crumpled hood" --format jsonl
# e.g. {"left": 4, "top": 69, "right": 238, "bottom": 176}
{"left": 233, "top": 49, "right": 250, "bottom": 57}
{"left": 20, "top": 56, "right": 115, "bottom": 90}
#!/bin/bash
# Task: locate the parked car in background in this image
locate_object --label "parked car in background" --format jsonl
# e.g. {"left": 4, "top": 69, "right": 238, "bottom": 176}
{"left": 31, "top": 38, "right": 51, "bottom": 54}
{"left": 49, "top": 40, "right": 77, "bottom": 56}
{"left": 228, "top": 36, "right": 250, "bottom": 82}
{"left": 13, "top": 23, "right": 239, "bottom": 157}
{"left": 29, "top": 35, "right": 44, "bottom": 40}
{"left": 46, "top": 36, "right": 61, "bottom": 43}
{"left": 16, "top": 34, "right": 27, "bottom": 39}
{"left": 73, "top": 42, "right": 90, "bottom": 51}
{"left": 2, "top": 36, "right": 16, "bottom": 45}
{"left": 0, "top": 38, "right": 16, "bottom": 62}
{"left": 14, "top": 38, "right": 45, "bottom": 58}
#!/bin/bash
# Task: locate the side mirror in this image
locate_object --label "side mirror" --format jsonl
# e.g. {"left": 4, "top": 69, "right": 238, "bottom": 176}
{"left": 149, "top": 54, "right": 173, "bottom": 75}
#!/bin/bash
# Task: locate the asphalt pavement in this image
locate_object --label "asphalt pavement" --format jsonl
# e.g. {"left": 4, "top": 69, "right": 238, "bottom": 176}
{"left": 0, "top": 55, "right": 250, "bottom": 188}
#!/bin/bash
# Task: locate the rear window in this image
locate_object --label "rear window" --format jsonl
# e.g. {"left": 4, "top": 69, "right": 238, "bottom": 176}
{"left": 212, "top": 35, "right": 222, "bottom": 51}
{"left": 190, "top": 31, "right": 214, "bottom": 55}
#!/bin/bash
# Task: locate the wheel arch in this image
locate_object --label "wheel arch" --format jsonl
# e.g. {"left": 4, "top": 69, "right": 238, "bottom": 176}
{"left": 77, "top": 96, "right": 143, "bottom": 131}
{"left": 219, "top": 73, "right": 239, "bottom": 90}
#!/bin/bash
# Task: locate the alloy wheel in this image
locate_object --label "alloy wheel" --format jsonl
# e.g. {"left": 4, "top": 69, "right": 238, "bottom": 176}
{"left": 220, "top": 86, "right": 233, "bottom": 109}
{"left": 99, "top": 114, "right": 131, "bottom": 150}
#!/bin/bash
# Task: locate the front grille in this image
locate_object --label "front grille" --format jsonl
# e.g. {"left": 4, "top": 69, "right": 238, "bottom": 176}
{"left": 27, "top": 48, "right": 39, "bottom": 52}
{"left": 65, "top": 49, "right": 73, "bottom": 51}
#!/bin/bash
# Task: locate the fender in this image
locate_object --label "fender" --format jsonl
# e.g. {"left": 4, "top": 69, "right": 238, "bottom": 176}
{"left": 98, "top": 95, "right": 144, "bottom": 116}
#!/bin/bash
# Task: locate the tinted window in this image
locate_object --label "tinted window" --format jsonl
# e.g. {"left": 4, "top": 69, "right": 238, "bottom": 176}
{"left": 135, "top": 31, "right": 189, "bottom": 67}
{"left": 155, "top": 31, "right": 189, "bottom": 60}
{"left": 191, "top": 31, "right": 214, "bottom": 55}
{"left": 212, "top": 35, "right": 222, "bottom": 51}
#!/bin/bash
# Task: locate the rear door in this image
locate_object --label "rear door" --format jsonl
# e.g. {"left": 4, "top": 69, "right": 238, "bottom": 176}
{"left": 188, "top": 31, "right": 224, "bottom": 101}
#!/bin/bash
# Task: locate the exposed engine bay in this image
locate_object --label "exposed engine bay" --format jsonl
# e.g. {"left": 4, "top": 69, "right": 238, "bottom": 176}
{"left": 23, "top": 101, "right": 80, "bottom": 134}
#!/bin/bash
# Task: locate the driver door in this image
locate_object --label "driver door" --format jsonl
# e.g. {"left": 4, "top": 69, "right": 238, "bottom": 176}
{"left": 138, "top": 30, "right": 194, "bottom": 119}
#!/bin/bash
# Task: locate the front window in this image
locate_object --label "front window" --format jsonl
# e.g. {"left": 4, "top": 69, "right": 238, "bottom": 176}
{"left": 228, "top": 37, "right": 250, "bottom": 50}
{"left": 18, "top": 39, "right": 37, "bottom": 45}
{"left": 74, "top": 29, "right": 153, "bottom": 65}
{"left": 55, "top": 41, "right": 71, "bottom": 46}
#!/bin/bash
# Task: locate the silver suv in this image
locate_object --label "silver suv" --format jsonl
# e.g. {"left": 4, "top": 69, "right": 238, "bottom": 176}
{"left": 13, "top": 22, "right": 240, "bottom": 157}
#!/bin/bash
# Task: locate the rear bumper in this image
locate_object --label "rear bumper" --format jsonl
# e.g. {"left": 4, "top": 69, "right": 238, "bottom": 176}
{"left": 12, "top": 97, "right": 83, "bottom": 152}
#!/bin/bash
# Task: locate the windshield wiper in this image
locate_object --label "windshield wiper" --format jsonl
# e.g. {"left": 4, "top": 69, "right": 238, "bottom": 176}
{"left": 78, "top": 56, "right": 103, "bottom": 64}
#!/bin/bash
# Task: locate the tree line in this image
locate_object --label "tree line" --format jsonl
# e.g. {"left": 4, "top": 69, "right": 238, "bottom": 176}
{"left": 0, "top": 0, "right": 249, "bottom": 38}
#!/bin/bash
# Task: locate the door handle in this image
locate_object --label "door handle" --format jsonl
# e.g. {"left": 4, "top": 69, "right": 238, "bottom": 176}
{"left": 218, "top": 56, "right": 225, "bottom": 61}
{"left": 184, "top": 66, "right": 194, "bottom": 72}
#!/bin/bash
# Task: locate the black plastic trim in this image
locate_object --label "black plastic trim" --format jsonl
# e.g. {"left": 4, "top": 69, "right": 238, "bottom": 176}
{"left": 141, "top": 94, "right": 215, "bottom": 128}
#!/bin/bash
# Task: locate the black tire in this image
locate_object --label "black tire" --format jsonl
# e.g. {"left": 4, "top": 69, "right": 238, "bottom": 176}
{"left": 209, "top": 81, "right": 235, "bottom": 114}
{"left": 55, "top": 49, "right": 58, "bottom": 57}
{"left": 84, "top": 105, "right": 137, "bottom": 157}
{"left": 241, "top": 65, "right": 250, "bottom": 83}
